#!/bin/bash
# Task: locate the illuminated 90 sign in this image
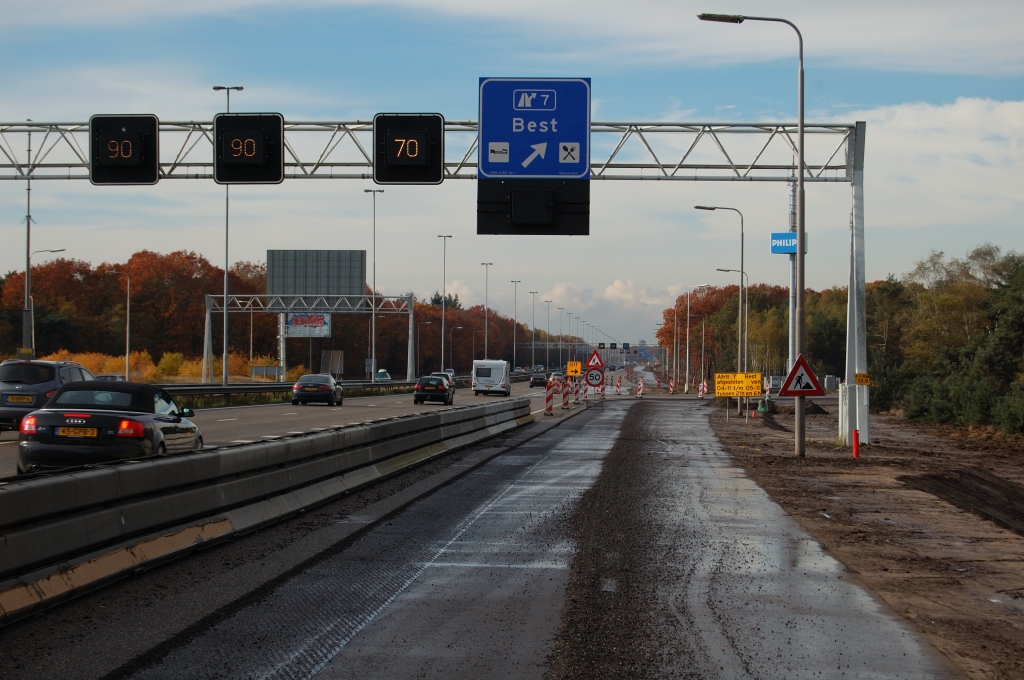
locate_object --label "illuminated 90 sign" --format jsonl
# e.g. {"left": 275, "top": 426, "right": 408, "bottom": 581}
{"left": 387, "top": 131, "right": 428, "bottom": 166}
{"left": 222, "top": 133, "right": 265, "bottom": 164}
{"left": 96, "top": 132, "right": 141, "bottom": 166}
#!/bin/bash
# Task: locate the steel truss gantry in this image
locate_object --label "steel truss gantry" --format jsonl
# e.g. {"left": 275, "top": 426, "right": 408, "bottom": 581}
{"left": 0, "top": 120, "right": 855, "bottom": 182}
{"left": 1, "top": 118, "right": 866, "bottom": 434}
{"left": 202, "top": 293, "right": 414, "bottom": 384}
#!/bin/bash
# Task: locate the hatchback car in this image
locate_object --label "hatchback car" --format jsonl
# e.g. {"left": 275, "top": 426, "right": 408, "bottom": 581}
{"left": 0, "top": 360, "right": 96, "bottom": 432}
{"left": 529, "top": 373, "right": 548, "bottom": 387}
{"left": 414, "top": 375, "right": 454, "bottom": 405}
{"left": 292, "top": 374, "right": 343, "bottom": 406}
{"left": 430, "top": 372, "right": 455, "bottom": 389}
{"left": 18, "top": 382, "right": 201, "bottom": 474}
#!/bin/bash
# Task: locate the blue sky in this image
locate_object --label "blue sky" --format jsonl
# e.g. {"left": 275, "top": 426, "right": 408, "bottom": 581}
{"left": 2, "top": 1, "right": 1023, "bottom": 343}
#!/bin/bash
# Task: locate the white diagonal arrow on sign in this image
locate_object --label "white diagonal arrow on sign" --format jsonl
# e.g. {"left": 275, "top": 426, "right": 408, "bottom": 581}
{"left": 521, "top": 143, "right": 547, "bottom": 168}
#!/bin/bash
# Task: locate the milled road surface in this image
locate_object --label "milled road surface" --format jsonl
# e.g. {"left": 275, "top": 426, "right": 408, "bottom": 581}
{"left": 549, "top": 401, "right": 959, "bottom": 679}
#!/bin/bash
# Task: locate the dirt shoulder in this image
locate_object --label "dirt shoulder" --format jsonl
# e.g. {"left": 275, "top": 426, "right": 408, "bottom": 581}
{"left": 710, "top": 403, "right": 1024, "bottom": 679}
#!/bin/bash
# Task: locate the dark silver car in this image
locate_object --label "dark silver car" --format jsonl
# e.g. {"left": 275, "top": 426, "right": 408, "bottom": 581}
{"left": 0, "top": 360, "right": 95, "bottom": 432}
{"left": 292, "top": 374, "right": 343, "bottom": 406}
{"left": 17, "top": 382, "right": 201, "bottom": 474}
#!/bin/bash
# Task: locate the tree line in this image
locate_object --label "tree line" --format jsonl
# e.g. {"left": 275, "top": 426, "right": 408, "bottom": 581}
{"left": 0, "top": 250, "right": 578, "bottom": 379}
{"left": 657, "top": 244, "right": 1024, "bottom": 433}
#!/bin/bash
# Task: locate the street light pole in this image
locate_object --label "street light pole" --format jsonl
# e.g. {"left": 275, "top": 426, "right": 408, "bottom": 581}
{"left": 213, "top": 85, "right": 243, "bottom": 385}
{"left": 544, "top": 300, "right": 552, "bottom": 369}
{"left": 21, "top": 125, "right": 34, "bottom": 357}
{"left": 696, "top": 205, "right": 744, "bottom": 412}
{"left": 481, "top": 263, "right": 492, "bottom": 359}
{"left": 511, "top": 280, "right": 520, "bottom": 368}
{"left": 529, "top": 291, "right": 538, "bottom": 369}
{"left": 364, "top": 189, "right": 384, "bottom": 381}
{"left": 107, "top": 270, "right": 130, "bottom": 380}
{"left": 24, "top": 248, "right": 65, "bottom": 356}
{"left": 698, "top": 10, "right": 805, "bottom": 453}
{"left": 557, "top": 307, "right": 564, "bottom": 368}
{"left": 417, "top": 321, "right": 432, "bottom": 377}
{"left": 438, "top": 235, "right": 452, "bottom": 371}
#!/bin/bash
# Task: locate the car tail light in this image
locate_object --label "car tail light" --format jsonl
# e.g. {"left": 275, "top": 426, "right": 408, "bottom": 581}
{"left": 320, "top": 385, "right": 331, "bottom": 391}
{"left": 20, "top": 416, "right": 37, "bottom": 434}
{"left": 293, "top": 383, "right": 302, "bottom": 390}
{"left": 44, "top": 389, "right": 56, "bottom": 400}
{"left": 63, "top": 413, "right": 91, "bottom": 418}
{"left": 117, "top": 419, "right": 145, "bottom": 438}
{"left": 500, "top": 383, "right": 507, "bottom": 388}
{"left": 414, "top": 383, "right": 423, "bottom": 390}
{"left": 437, "top": 384, "right": 447, "bottom": 391}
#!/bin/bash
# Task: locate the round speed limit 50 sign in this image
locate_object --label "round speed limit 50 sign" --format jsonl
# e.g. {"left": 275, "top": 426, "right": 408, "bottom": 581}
{"left": 585, "top": 369, "right": 604, "bottom": 387}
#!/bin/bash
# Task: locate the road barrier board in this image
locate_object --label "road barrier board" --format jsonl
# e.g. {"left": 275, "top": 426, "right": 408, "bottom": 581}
{"left": 566, "top": 361, "right": 582, "bottom": 377}
{"left": 714, "top": 372, "right": 763, "bottom": 397}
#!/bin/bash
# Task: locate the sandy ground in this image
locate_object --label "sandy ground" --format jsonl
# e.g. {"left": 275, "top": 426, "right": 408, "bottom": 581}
{"left": 710, "top": 402, "right": 1024, "bottom": 679}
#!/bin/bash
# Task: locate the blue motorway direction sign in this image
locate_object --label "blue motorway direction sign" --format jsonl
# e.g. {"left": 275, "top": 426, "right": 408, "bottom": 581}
{"left": 770, "top": 232, "right": 807, "bottom": 254}
{"left": 478, "top": 78, "right": 590, "bottom": 180}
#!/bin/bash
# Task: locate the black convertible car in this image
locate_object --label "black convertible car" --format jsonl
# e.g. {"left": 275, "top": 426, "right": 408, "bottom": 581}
{"left": 18, "top": 382, "right": 202, "bottom": 474}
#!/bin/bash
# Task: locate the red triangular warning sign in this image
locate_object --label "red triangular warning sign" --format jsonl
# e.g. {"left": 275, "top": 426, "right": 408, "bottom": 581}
{"left": 778, "top": 354, "right": 825, "bottom": 397}
{"left": 585, "top": 349, "right": 605, "bottom": 370}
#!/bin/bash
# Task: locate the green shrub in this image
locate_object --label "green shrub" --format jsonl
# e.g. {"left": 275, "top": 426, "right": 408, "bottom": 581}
{"left": 158, "top": 352, "right": 186, "bottom": 377}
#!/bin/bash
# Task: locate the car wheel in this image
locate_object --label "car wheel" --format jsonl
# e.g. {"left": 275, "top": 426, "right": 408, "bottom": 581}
{"left": 155, "top": 442, "right": 167, "bottom": 457}
{"left": 449, "top": 394, "right": 454, "bottom": 405}
{"left": 195, "top": 436, "right": 204, "bottom": 451}
{"left": 327, "top": 397, "right": 334, "bottom": 406}
{"left": 338, "top": 398, "right": 343, "bottom": 406}
{"left": 292, "top": 399, "right": 299, "bottom": 405}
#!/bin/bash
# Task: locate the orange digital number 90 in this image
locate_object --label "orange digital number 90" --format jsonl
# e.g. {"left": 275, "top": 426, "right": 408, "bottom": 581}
{"left": 96, "top": 132, "right": 142, "bottom": 167}
{"left": 223, "top": 134, "right": 265, "bottom": 164}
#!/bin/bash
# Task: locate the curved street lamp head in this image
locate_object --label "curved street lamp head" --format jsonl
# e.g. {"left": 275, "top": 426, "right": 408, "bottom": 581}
{"left": 694, "top": 205, "right": 717, "bottom": 211}
{"left": 364, "top": 189, "right": 384, "bottom": 194}
{"left": 212, "top": 85, "right": 244, "bottom": 91}
{"left": 697, "top": 13, "right": 744, "bottom": 23}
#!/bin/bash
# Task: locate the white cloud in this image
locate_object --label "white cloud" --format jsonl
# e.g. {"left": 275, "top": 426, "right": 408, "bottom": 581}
{"left": 7, "top": 1, "right": 1024, "bottom": 75}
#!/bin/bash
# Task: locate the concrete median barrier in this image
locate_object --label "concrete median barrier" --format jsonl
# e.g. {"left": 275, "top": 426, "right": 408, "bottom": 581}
{"left": 0, "top": 398, "right": 532, "bottom": 622}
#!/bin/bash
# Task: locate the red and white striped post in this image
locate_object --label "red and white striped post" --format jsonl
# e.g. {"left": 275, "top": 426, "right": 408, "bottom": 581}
{"left": 573, "top": 378, "right": 581, "bottom": 405}
{"left": 615, "top": 376, "right": 621, "bottom": 395}
{"left": 668, "top": 379, "right": 675, "bottom": 395}
{"left": 656, "top": 375, "right": 662, "bottom": 389}
{"left": 562, "top": 378, "right": 570, "bottom": 409}
{"left": 544, "top": 379, "right": 554, "bottom": 416}
{"left": 637, "top": 378, "right": 644, "bottom": 398}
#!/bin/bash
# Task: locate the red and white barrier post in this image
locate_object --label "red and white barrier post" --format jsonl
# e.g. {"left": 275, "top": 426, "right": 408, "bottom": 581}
{"left": 562, "top": 378, "right": 570, "bottom": 409}
{"left": 637, "top": 378, "right": 644, "bottom": 399}
{"left": 573, "top": 378, "right": 581, "bottom": 405}
{"left": 544, "top": 379, "right": 554, "bottom": 416}
{"left": 615, "top": 376, "right": 621, "bottom": 395}
{"left": 656, "top": 375, "right": 662, "bottom": 389}
{"left": 668, "top": 379, "right": 675, "bottom": 395}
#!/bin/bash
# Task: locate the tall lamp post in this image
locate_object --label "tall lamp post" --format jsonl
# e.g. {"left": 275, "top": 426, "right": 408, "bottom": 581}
{"left": 529, "top": 291, "right": 538, "bottom": 369}
{"left": 417, "top": 321, "right": 432, "bottom": 377}
{"left": 364, "top": 189, "right": 384, "bottom": 381}
{"left": 20, "top": 123, "right": 36, "bottom": 358}
{"left": 438, "top": 235, "right": 452, "bottom": 371}
{"left": 544, "top": 300, "right": 553, "bottom": 369}
{"left": 213, "top": 85, "right": 243, "bottom": 385}
{"left": 696, "top": 205, "right": 744, "bottom": 411}
{"left": 698, "top": 11, "right": 805, "bottom": 455}
{"left": 510, "top": 280, "right": 520, "bottom": 367}
{"left": 106, "top": 270, "right": 131, "bottom": 380}
{"left": 684, "top": 284, "right": 709, "bottom": 392}
{"left": 481, "top": 263, "right": 492, "bottom": 359}
{"left": 25, "top": 248, "right": 65, "bottom": 354}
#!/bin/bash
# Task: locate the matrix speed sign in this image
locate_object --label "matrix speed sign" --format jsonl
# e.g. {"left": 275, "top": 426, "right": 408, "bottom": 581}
{"left": 585, "top": 369, "right": 604, "bottom": 387}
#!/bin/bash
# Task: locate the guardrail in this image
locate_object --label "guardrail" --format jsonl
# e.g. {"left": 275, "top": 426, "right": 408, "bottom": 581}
{"left": 0, "top": 398, "right": 532, "bottom": 622}
{"left": 160, "top": 374, "right": 529, "bottom": 396}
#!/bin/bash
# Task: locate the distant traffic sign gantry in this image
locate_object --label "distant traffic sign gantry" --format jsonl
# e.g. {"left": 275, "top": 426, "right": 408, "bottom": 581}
{"left": 89, "top": 115, "right": 160, "bottom": 185}
{"left": 213, "top": 113, "right": 285, "bottom": 184}
{"left": 373, "top": 113, "right": 445, "bottom": 185}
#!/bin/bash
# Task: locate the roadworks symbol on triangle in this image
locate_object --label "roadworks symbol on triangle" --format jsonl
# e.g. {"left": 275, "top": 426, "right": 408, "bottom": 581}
{"left": 778, "top": 353, "right": 825, "bottom": 397}
{"left": 585, "top": 349, "right": 605, "bottom": 369}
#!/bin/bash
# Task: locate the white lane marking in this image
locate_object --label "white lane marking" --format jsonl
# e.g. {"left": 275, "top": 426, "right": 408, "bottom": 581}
{"left": 217, "top": 418, "right": 238, "bottom": 422}
{"left": 0, "top": 441, "right": 15, "bottom": 446}
{"left": 230, "top": 439, "right": 254, "bottom": 444}
{"left": 262, "top": 435, "right": 282, "bottom": 439}
{"left": 287, "top": 431, "right": 304, "bottom": 435}
{"left": 349, "top": 422, "right": 361, "bottom": 425}
{"left": 311, "top": 427, "right": 327, "bottom": 431}
{"left": 283, "top": 412, "right": 298, "bottom": 416}
{"left": 394, "top": 401, "right": 404, "bottom": 404}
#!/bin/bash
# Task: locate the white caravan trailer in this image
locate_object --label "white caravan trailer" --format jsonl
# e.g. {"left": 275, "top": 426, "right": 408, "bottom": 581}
{"left": 472, "top": 360, "right": 511, "bottom": 397}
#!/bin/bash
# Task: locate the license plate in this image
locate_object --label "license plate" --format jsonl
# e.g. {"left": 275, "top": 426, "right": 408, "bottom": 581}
{"left": 305, "top": 387, "right": 318, "bottom": 391}
{"left": 6, "top": 395, "right": 33, "bottom": 404}
{"left": 56, "top": 427, "right": 99, "bottom": 438}
{"left": 424, "top": 387, "right": 435, "bottom": 390}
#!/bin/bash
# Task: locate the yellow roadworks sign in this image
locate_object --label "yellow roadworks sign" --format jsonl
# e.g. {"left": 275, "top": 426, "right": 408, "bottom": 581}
{"left": 714, "top": 372, "right": 763, "bottom": 397}
{"left": 854, "top": 372, "right": 872, "bottom": 386}
{"left": 566, "top": 361, "right": 582, "bottom": 377}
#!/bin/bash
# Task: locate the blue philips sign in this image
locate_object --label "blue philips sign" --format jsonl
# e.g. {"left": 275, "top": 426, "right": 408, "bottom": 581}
{"left": 770, "top": 232, "right": 807, "bottom": 254}
{"left": 478, "top": 78, "right": 591, "bottom": 179}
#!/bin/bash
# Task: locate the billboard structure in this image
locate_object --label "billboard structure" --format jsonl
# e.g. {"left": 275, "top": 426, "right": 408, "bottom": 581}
{"left": 285, "top": 313, "right": 331, "bottom": 337}
{"left": 267, "top": 250, "right": 366, "bottom": 299}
